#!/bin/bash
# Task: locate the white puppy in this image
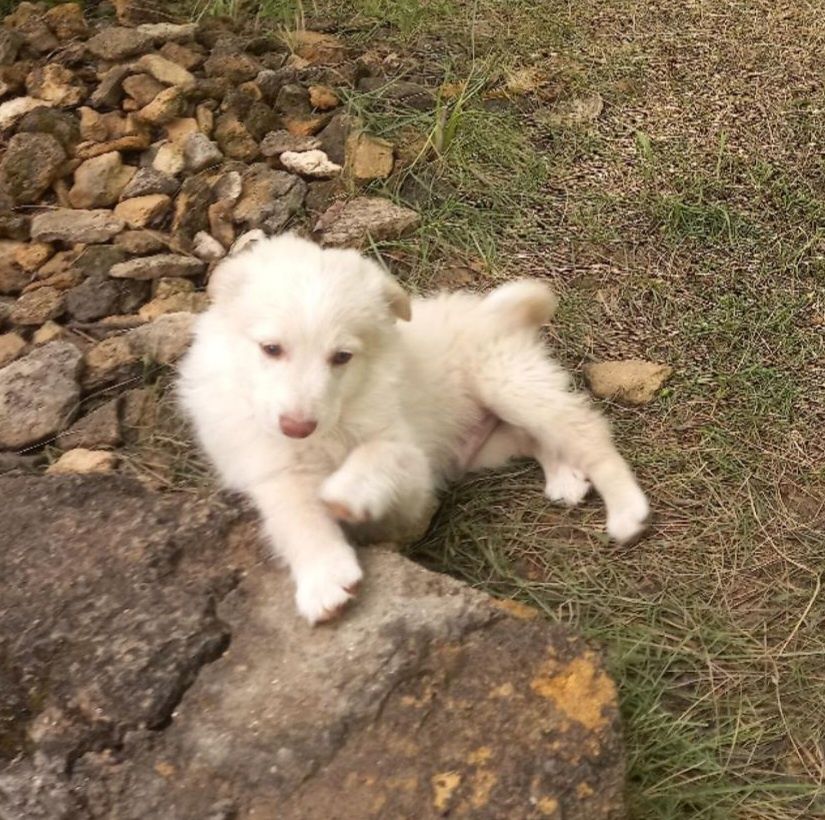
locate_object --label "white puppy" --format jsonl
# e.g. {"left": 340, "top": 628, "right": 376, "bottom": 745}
{"left": 178, "top": 233, "right": 649, "bottom": 624}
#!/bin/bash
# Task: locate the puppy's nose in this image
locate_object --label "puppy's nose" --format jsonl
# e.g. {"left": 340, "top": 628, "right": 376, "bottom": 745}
{"left": 279, "top": 415, "right": 318, "bottom": 439}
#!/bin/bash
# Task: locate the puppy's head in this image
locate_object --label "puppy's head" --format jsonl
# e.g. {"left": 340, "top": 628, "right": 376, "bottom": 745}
{"left": 208, "top": 233, "right": 410, "bottom": 439}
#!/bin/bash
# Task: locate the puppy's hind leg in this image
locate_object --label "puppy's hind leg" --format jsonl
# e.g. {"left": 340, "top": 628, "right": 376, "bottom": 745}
{"left": 474, "top": 344, "right": 649, "bottom": 544}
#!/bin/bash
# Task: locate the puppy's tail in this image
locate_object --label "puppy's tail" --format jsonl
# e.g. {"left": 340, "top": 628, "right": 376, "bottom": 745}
{"left": 482, "top": 279, "right": 558, "bottom": 333}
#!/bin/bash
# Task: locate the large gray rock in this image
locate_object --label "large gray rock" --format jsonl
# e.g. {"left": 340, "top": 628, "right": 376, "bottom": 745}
{"left": 85, "top": 26, "right": 154, "bottom": 61}
{"left": 0, "top": 475, "right": 625, "bottom": 818}
{"left": 0, "top": 133, "right": 66, "bottom": 205}
{"left": 0, "top": 342, "right": 81, "bottom": 449}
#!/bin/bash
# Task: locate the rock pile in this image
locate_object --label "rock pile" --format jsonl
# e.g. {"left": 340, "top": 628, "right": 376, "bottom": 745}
{"left": 0, "top": 2, "right": 421, "bottom": 468}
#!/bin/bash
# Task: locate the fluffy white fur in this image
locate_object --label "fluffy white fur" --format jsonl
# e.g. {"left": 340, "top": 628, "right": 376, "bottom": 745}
{"left": 178, "top": 234, "right": 649, "bottom": 624}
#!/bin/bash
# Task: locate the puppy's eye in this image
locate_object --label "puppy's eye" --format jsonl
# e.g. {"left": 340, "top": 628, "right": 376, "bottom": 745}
{"left": 330, "top": 350, "right": 353, "bottom": 366}
{"left": 261, "top": 343, "right": 283, "bottom": 358}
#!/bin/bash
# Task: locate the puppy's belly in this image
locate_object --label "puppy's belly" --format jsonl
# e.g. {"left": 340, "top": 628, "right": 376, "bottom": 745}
{"left": 454, "top": 411, "right": 499, "bottom": 473}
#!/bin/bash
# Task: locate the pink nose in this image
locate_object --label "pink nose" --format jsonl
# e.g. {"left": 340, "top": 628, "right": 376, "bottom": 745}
{"left": 278, "top": 415, "right": 317, "bottom": 439}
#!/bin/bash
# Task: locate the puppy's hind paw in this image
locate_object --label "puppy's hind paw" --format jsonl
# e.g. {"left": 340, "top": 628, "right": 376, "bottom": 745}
{"left": 606, "top": 492, "right": 651, "bottom": 545}
{"left": 294, "top": 547, "right": 364, "bottom": 625}
{"left": 545, "top": 464, "right": 591, "bottom": 507}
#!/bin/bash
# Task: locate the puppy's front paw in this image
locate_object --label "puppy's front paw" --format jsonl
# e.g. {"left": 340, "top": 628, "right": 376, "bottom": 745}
{"left": 319, "top": 472, "right": 391, "bottom": 525}
{"left": 606, "top": 490, "right": 650, "bottom": 545}
{"left": 545, "top": 464, "right": 591, "bottom": 507}
{"left": 294, "top": 546, "right": 363, "bottom": 625}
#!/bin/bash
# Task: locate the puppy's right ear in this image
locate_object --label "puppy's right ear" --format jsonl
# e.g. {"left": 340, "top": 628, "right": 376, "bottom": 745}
{"left": 361, "top": 257, "right": 412, "bottom": 322}
{"left": 207, "top": 255, "right": 246, "bottom": 305}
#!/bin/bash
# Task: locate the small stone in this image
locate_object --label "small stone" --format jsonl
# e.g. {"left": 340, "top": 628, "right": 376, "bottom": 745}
{"left": 114, "top": 195, "right": 172, "bottom": 229}
{"left": 73, "top": 245, "right": 128, "bottom": 278}
{"left": 229, "top": 229, "right": 265, "bottom": 256}
{"left": 33, "top": 248, "right": 81, "bottom": 280}
{"left": 288, "top": 31, "right": 345, "bottom": 65}
{"left": 213, "top": 170, "right": 242, "bottom": 202}
{"left": 139, "top": 86, "right": 187, "bottom": 126}
{"left": 309, "top": 85, "right": 340, "bottom": 110}
{"left": 57, "top": 398, "right": 122, "bottom": 450}
{"left": 25, "top": 64, "right": 84, "bottom": 107}
{"left": 69, "top": 152, "right": 136, "bottom": 209}
{"left": 47, "top": 448, "right": 118, "bottom": 475}
{"left": 0, "top": 215, "right": 29, "bottom": 242}
{"left": 195, "top": 102, "right": 214, "bottom": 135}
{"left": 280, "top": 149, "right": 341, "bottom": 178}
{"left": 0, "top": 30, "right": 23, "bottom": 65}
{"left": 10, "top": 287, "right": 65, "bottom": 326}
{"left": 0, "top": 341, "right": 82, "bottom": 449}
{"left": 0, "top": 241, "right": 29, "bottom": 295}
{"left": 109, "top": 254, "right": 205, "bottom": 280}
{"left": 136, "top": 22, "right": 199, "bottom": 42}
{"left": 66, "top": 273, "right": 146, "bottom": 322}
{"left": 356, "top": 77, "right": 434, "bottom": 111}
{"left": 89, "top": 64, "right": 131, "bottom": 109}
{"left": 75, "top": 133, "right": 152, "bottom": 160}
{"left": 317, "top": 113, "right": 356, "bottom": 165}
{"left": 121, "top": 167, "right": 179, "bottom": 200}
{"left": 192, "top": 231, "right": 225, "bottom": 262}
{"left": 127, "top": 311, "right": 195, "bottom": 363}
{"left": 122, "top": 73, "right": 165, "bottom": 107}
{"left": 139, "top": 277, "right": 207, "bottom": 319}
{"left": 165, "top": 117, "right": 199, "bottom": 144}
{"left": 172, "top": 175, "right": 212, "bottom": 240}
{"left": 203, "top": 52, "right": 261, "bottom": 83}
{"left": 315, "top": 197, "right": 420, "bottom": 248}
{"left": 275, "top": 83, "right": 310, "bottom": 117}
{"left": 121, "top": 387, "right": 156, "bottom": 443}
{"left": 0, "top": 97, "right": 54, "bottom": 131}
{"left": 44, "top": 3, "right": 88, "bottom": 41}
{"left": 260, "top": 129, "right": 320, "bottom": 157}
{"left": 86, "top": 27, "right": 154, "bottom": 61}
{"left": 113, "top": 0, "right": 164, "bottom": 25}
{"left": 234, "top": 165, "right": 305, "bottom": 229}
{"left": 31, "top": 209, "right": 125, "bottom": 244}
{"left": 305, "top": 178, "right": 344, "bottom": 213}
{"left": 242, "top": 101, "right": 279, "bottom": 142}
{"left": 16, "top": 18, "right": 59, "bottom": 55}
{"left": 208, "top": 201, "right": 234, "bottom": 249}
{"left": 32, "top": 321, "right": 64, "bottom": 345}
{"left": 159, "top": 42, "right": 204, "bottom": 71}
{"left": 78, "top": 109, "right": 148, "bottom": 143}
{"left": 81, "top": 335, "right": 139, "bottom": 389}
{"left": 15, "top": 243, "right": 54, "bottom": 273}
{"left": 184, "top": 131, "right": 223, "bottom": 172}
{"left": 136, "top": 53, "right": 196, "bottom": 91}
{"left": 151, "top": 141, "right": 186, "bottom": 176}
{"left": 214, "top": 112, "right": 258, "bottom": 161}
{"left": 115, "top": 230, "right": 167, "bottom": 255}
{"left": 24, "top": 268, "right": 82, "bottom": 294}
{"left": 17, "top": 107, "right": 80, "bottom": 151}
{"left": 346, "top": 132, "right": 394, "bottom": 181}
{"left": 0, "top": 133, "right": 66, "bottom": 206}
{"left": 583, "top": 360, "right": 673, "bottom": 405}
{"left": 0, "top": 332, "right": 26, "bottom": 368}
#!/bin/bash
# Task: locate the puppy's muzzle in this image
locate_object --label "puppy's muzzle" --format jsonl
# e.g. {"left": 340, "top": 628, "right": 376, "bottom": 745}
{"left": 279, "top": 415, "right": 318, "bottom": 439}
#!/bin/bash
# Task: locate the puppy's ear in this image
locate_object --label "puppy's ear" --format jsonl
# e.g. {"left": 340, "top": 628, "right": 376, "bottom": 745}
{"left": 363, "top": 258, "right": 412, "bottom": 322}
{"left": 207, "top": 255, "right": 246, "bottom": 304}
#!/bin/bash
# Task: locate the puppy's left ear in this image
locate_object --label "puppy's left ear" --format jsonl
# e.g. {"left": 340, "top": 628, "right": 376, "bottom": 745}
{"left": 364, "top": 258, "right": 411, "bottom": 322}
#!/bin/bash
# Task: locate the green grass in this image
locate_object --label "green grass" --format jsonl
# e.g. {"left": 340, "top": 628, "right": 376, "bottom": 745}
{"left": 172, "top": 0, "right": 825, "bottom": 816}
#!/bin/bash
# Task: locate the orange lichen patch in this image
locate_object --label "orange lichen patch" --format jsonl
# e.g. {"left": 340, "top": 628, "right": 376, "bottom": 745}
{"left": 489, "top": 681, "right": 515, "bottom": 698}
{"left": 431, "top": 771, "right": 462, "bottom": 812}
{"left": 386, "top": 775, "right": 419, "bottom": 793}
{"left": 467, "top": 746, "right": 493, "bottom": 765}
{"left": 490, "top": 598, "right": 540, "bottom": 620}
{"left": 537, "top": 796, "right": 560, "bottom": 815}
{"left": 469, "top": 769, "right": 498, "bottom": 808}
{"left": 529, "top": 654, "right": 616, "bottom": 731}
{"left": 153, "top": 761, "right": 176, "bottom": 778}
{"left": 576, "top": 782, "right": 594, "bottom": 798}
